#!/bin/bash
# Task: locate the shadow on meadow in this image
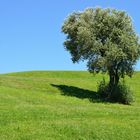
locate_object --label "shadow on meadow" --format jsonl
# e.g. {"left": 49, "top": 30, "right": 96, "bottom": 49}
{"left": 51, "top": 84, "right": 103, "bottom": 103}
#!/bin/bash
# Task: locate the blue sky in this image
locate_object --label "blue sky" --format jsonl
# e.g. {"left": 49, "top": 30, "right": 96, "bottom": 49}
{"left": 0, "top": 0, "right": 140, "bottom": 73}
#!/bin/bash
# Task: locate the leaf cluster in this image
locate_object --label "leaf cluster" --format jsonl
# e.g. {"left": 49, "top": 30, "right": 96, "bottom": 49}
{"left": 62, "top": 8, "right": 140, "bottom": 77}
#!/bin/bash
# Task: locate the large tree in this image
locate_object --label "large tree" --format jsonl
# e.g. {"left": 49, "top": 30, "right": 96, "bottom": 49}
{"left": 62, "top": 8, "right": 140, "bottom": 92}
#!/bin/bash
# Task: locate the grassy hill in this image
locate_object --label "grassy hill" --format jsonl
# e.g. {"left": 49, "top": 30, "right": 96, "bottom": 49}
{"left": 0, "top": 71, "right": 140, "bottom": 140}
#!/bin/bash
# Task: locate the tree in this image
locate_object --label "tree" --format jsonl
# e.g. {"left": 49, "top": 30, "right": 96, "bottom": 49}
{"left": 62, "top": 8, "right": 140, "bottom": 99}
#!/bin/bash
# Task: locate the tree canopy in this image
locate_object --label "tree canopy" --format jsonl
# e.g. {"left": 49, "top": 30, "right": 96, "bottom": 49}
{"left": 62, "top": 8, "right": 140, "bottom": 87}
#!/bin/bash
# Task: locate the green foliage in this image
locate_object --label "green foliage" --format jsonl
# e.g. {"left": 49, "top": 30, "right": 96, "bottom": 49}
{"left": 97, "top": 79, "right": 133, "bottom": 104}
{"left": 62, "top": 7, "right": 140, "bottom": 101}
{"left": 62, "top": 8, "right": 140, "bottom": 76}
{"left": 97, "top": 78, "right": 109, "bottom": 99}
{"left": 111, "top": 82, "right": 134, "bottom": 104}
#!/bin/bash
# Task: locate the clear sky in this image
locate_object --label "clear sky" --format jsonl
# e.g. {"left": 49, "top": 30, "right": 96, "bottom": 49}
{"left": 0, "top": 0, "right": 140, "bottom": 73}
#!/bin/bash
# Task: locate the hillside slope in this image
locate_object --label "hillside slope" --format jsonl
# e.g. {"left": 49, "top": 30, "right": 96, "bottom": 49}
{"left": 0, "top": 71, "right": 140, "bottom": 140}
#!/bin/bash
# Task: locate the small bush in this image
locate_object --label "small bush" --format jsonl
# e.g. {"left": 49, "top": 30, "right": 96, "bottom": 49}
{"left": 97, "top": 79, "right": 134, "bottom": 105}
{"left": 111, "top": 82, "right": 134, "bottom": 105}
{"left": 97, "top": 78, "right": 109, "bottom": 99}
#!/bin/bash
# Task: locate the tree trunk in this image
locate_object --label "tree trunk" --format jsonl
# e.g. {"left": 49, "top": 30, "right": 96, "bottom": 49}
{"left": 109, "top": 72, "right": 119, "bottom": 87}
{"left": 109, "top": 71, "right": 120, "bottom": 97}
{"left": 109, "top": 74, "right": 115, "bottom": 87}
{"left": 115, "top": 73, "right": 119, "bottom": 86}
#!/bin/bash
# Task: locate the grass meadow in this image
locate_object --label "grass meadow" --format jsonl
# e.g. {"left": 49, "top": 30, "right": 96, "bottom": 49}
{"left": 0, "top": 71, "right": 140, "bottom": 140}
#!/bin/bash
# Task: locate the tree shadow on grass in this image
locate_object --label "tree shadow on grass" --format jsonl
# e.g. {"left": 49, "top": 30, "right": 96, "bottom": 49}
{"left": 51, "top": 84, "right": 103, "bottom": 103}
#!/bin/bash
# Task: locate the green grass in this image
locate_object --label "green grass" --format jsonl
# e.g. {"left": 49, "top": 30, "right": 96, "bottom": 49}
{"left": 0, "top": 71, "right": 140, "bottom": 140}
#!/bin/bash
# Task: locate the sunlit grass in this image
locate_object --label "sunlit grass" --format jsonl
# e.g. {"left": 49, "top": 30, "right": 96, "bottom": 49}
{"left": 0, "top": 71, "right": 140, "bottom": 140}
